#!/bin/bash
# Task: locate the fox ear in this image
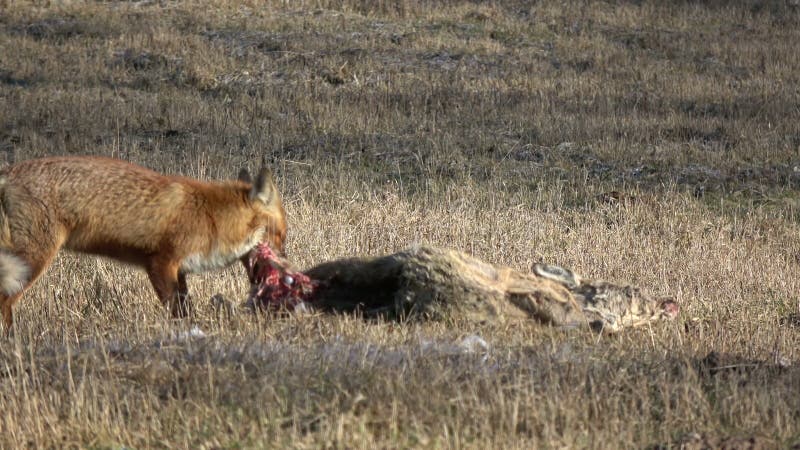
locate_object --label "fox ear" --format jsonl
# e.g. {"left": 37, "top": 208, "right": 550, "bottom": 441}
{"left": 238, "top": 168, "right": 252, "bottom": 183}
{"left": 250, "top": 167, "right": 279, "bottom": 206}
{"left": 533, "top": 263, "right": 581, "bottom": 289}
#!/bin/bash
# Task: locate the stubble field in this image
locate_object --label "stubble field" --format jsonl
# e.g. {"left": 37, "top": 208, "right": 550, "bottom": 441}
{"left": 1, "top": 0, "right": 800, "bottom": 448}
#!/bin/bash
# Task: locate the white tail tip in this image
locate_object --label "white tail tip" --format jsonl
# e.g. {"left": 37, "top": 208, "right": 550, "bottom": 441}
{"left": 0, "top": 252, "right": 30, "bottom": 296}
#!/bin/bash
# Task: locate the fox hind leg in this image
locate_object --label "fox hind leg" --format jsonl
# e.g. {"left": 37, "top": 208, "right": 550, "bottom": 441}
{"left": 0, "top": 244, "right": 63, "bottom": 334}
{"left": 1, "top": 292, "right": 22, "bottom": 334}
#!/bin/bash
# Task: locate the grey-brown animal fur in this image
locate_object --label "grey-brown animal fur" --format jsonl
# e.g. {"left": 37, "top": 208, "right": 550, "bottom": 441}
{"left": 298, "top": 245, "right": 678, "bottom": 333}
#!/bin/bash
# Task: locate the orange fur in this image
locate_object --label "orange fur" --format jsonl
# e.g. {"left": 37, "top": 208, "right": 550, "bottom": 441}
{"left": 0, "top": 156, "right": 287, "bottom": 330}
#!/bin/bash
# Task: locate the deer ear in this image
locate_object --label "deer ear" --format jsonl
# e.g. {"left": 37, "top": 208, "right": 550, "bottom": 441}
{"left": 238, "top": 168, "right": 252, "bottom": 183}
{"left": 533, "top": 263, "right": 581, "bottom": 289}
{"left": 250, "top": 167, "right": 279, "bottom": 206}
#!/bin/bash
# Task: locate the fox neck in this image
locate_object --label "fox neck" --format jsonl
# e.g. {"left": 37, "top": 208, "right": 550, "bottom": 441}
{"left": 179, "top": 230, "right": 262, "bottom": 274}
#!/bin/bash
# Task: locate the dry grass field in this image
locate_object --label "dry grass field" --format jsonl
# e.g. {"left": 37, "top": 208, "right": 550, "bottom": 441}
{"left": 1, "top": 0, "right": 800, "bottom": 448}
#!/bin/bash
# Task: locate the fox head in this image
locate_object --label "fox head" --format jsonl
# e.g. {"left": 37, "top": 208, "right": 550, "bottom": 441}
{"left": 237, "top": 167, "right": 287, "bottom": 259}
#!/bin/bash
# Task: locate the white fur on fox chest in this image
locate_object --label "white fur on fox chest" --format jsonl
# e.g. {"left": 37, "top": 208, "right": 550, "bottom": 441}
{"left": 180, "top": 231, "right": 262, "bottom": 274}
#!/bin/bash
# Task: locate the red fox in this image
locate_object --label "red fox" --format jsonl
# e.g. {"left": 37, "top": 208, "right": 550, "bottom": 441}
{"left": 0, "top": 156, "right": 287, "bottom": 330}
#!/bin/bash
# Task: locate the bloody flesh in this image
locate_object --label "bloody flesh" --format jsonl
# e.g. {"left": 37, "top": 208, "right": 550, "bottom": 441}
{"left": 247, "top": 243, "right": 317, "bottom": 310}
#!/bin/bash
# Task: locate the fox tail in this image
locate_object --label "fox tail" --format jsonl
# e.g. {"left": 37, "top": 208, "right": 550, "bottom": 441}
{"left": 0, "top": 252, "right": 28, "bottom": 296}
